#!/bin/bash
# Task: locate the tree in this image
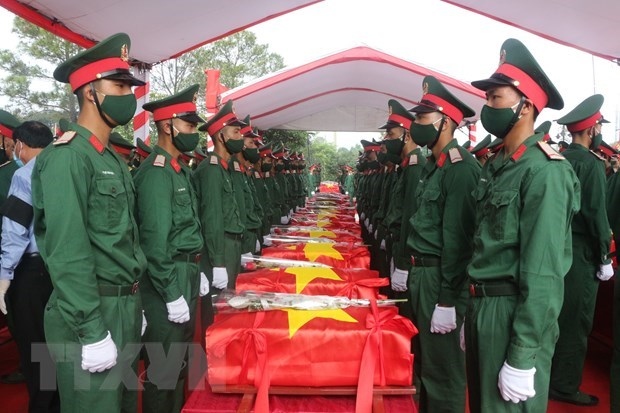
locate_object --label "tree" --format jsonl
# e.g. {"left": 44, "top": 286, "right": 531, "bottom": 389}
{"left": 0, "top": 17, "right": 83, "bottom": 124}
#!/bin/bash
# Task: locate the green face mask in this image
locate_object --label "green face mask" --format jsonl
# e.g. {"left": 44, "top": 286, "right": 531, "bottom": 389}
{"left": 243, "top": 147, "right": 260, "bottom": 163}
{"left": 275, "top": 163, "right": 285, "bottom": 172}
{"left": 171, "top": 125, "right": 199, "bottom": 153}
{"left": 224, "top": 137, "right": 244, "bottom": 154}
{"left": 261, "top": 162, "right": 272, "bottom": 172}
{"left": 591, "top": 132, "right": 603, "bottom": 150}
{"left": 384, "top": 136, "right": 404, "bottom": 156}
{"left": 376, "top": 151, "right": 387, "bottom": 165}
{"left": 480, "top": 99, "right": 524, "bottom": 139}
{"left": 410, "top": 118, "right": 443, "bottom": 148}
{"left": 98, "top": 92, "right": 137, "bottom": 126}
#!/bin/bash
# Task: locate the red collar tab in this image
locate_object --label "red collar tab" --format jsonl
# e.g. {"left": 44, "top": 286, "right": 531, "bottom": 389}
{"left": 474, "top": 147, "right": 489, "bottom": 158}
{"left": 111, "top": 143, "right": 133, "bottom": 156}
{"left": 437, "top": 152, "right": 447, "bottom": 167}
{"left": 567, "top": 111, "right": 602, "bottom": 133}
{"left": 180, "top": 153, "right": 192, "bottom": 164}
{"left": 495, "top": 63, "right": 548, "bottom": 112}
{"left": 220, "top": 158, "right": 228, "bottom": 170}
{"left": 207, "top": 113, "right": 237, "bottom": 136}
{"left": 69, "top": 57, "right": 130, "bottom": 92}
{"left": 420, "top": 93, "right": 464, "bottom": 124}
{"left": 0, "top": 124, "right": 13, "bottom": 139}
{"left": 152, "top": 102, "right": 197, "bottom": 121}
{"left": 511, "top": 144, "right": 528, "bottom": 162}
{"left": 388, "top": 113, "right": 412, "bottom": 130}
{"left": 89, "top": 135, "right": 105, "bottom": 154}
{"left": 170, "top": 158, "right": 181, "bottom": 173}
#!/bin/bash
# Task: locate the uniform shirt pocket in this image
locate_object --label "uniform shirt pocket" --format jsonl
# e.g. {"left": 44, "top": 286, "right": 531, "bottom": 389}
{"left": 172, "top": 192, "right": 193, "bottom": 227}
{"left": 92, "top": 178, "right": 127, "bottom": 231}
{"left": 488, "top": 190, "right": 520, "bottom": 242}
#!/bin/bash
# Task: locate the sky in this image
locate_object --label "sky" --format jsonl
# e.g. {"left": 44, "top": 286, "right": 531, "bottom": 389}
{"left": 1, "top": 0, "right": 619, "bottom": 149}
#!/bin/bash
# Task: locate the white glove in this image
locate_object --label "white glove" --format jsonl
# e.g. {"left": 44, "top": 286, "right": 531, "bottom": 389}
{"left": 374, "top": 229, "right": 378, "bottom": 240}
{"left": 212, "top": 267, "right": 229, "bottom": 289}
{"left": 141, "top": 311, "right": 147, "bottom": 336}
{"left": 498, "top": 361, "right": 536, "bottom": 403}
{"left": 380, "top": 239, "right": 386, "bottom": 250}
{"left": 81, "top": 331, "right": 118, "bottom": 373}
{"left": 364, "top": 218, "right": 370, "bottom": 228}
{"left": 311, "top": 191, "right": 315, "bottom": 196}
{"left": 240, "top": 252, "right": 253, "bottom": 265}
{"left": 289, "top": 209, "right": 294, "bottom": 217}
{"left": 459, "top": 323, "right": 465, "bottom": 352}
{"left": 263, "top": 237, "right": 273, "bottom": 247}
{"left": 199, "top": 272, "right": 210, "bottom": 297}
{"left": 360, "top": 212, "right": 366, "bottom": 221}
{"left": 345, "top": 191, "right": 349, "bottom": 195}
{"left": 0, "top": 279, "right": 10, "bottom": 315}
{"left": 368, "top": 224, "right": 373, "bottom": 234}
{"left": 389, "top": 258, "right": 395, "bottom": 276}
{"left": 597, "top": 262, "right": 614, "bottom": 281}
{"left": 280, "top": 215, "right": 290, "bottom": 225}
{"left": 255, "top": 239, "right": 261, "bottom": 253}
{"left": 166, "top": 296, "right": 190, "bottom": 324}
{"left": 391, "top": 268, "right": 408, "bottom": 292}
{"left": 430, "top": 305, "right": 457, "bottom": 334}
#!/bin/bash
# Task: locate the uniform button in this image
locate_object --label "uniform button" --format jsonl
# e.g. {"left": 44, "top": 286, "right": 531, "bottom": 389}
{"left": 111, "top": 187, "right": 117, "bottom": 193}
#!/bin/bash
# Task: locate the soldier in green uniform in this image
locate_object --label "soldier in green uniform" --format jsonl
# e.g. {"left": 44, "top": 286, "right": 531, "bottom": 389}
{"left": 466, "top": 38, "right": 580, "bottom": 413}
{"left": 273, "top": 145, "right": 292, "bottom": 224}
{"left": 193, "top": 101, "right": 245, "bottom": 329}
{"left": 470, "top": 134, "right": 492, "bottom": 166}
{"left": 0, "top": 110, "right": 21, "bottom": 234}
{"left": 32, "top": 33, "right": 148, "bottom": 413}
{"left": 135, "top": 84, "right": 206, "bottom": 413}
{"left": 252, "top": 143, "right": 274, "bottom": 241}
{"left": 236, "top": 116, "right": 263, "bottom": 256}
{"left": 382, "top": 100, "right": 426, "bottom": 311}
{"left": 109, "top": 132, "right": 136, "bottom": 171}
{"left": 406, "top": 76, "right": 480, "bottom": 413}
{"left": 134, "top": 138, "right": 152, "bottom": 171}
{"left": 549, "top": 95, "right": 612, "bottom": 407}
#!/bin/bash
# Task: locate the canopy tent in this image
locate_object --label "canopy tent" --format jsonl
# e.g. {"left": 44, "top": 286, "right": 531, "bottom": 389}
{"left": 0, "top": 0, "right": 323, "bottom": 64}
{"left": 222, "top": 46, "right": 486, "bottom": 132}
{"left": 442, "top": 0, "right": 620, "bottom": 62}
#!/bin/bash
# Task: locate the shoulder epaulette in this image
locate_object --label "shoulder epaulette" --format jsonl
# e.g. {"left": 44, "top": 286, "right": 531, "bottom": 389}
{"left": 209, "top": 155, "right": 218, "bottom": 165}
{"left": 254, "top": 171, "right": 261, "bottom": 178}
{"left": 153, "top": 154, "right": 166, "bottom": 167}
{"left": 537, "top": 141, "right": 564, "bottom": 160}
{"left": 53, "top": 131, "right": 76, "bottom": 145}
{"left": 589, "top": 150, "right": 605, "bottom": 161}
{"left": 409, "top": 154, "right": 418, "bottom": 165}
{"left": 449, "top": 147, "right": 462, "bottom": 163}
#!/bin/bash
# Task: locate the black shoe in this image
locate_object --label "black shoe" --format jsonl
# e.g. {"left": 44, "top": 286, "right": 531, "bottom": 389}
{"left": 0, "top": 370, "right": 26, "bottom": 384}
{"left": 548, "top": 389, "right": 599, "bottom": 406}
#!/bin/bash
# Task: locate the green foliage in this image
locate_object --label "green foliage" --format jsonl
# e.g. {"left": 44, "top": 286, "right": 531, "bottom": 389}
{"left": 306, "top": 136, "right": 361, "bottom": 181}
{"left": 261, "top": 130, "right": 311, "bottom": 153}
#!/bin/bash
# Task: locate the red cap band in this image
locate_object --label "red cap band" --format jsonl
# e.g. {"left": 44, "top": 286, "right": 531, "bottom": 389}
{"left": 365, "top": 145, "right": 381, "bottom": 152}
{"left": 496, "top": 63, "right": 548, "bottom": 112}
{"left": 0, "top": 124, "right": 13, "bottom": 139}
{"left": 239, "top": 125, "right": 253, "bottom": 136}
{"left": 422, "top": 94, "right": 464, "bottom": 124}
{"left": 474, "top": 147, "right": 489, "bottom": 158}
{"left": 388, "top": 114, "right": 412, "bottom": 129}
{"left": 152, "top": 102, "right": 197, "bottom": 121}
{"left": 68, "top": 57, "right": 130, "bottom": 91}
{"left": 567, "top": 111, "right": 602, "bottom": 133}
{"left": 111, "top": 144, "right": 133, "bottom": 156}
{"left": 207, "top": 112, "right": 237, "bottom": 136}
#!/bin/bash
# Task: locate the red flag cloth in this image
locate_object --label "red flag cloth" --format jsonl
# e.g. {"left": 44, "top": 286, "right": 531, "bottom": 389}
{"left": 289, "top": 218, "right": 360, "bottom": 233}
{"left": 236, "top": 267, "right": 388, "bottom": 299}
{"left": 272, "top": 228, "right": 361, "bottom": 243}
{"left": 318, "top": 182, "right": 340, "bottom": 193}
{"left": 206, "top": 306, "right": 416, "bottom": 412}
{"left": 293, "top": 213, "right": 356, "bottom": 223}
{"left": 261, "top": 242, "right": 370, "bottom": 269}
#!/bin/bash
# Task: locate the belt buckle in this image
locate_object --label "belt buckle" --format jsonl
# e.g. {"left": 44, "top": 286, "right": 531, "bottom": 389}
{"left": 469, "top": 283, "right": 476, "bottom": 297}
{"left": 410, "top": 256, "right": 416, "bottom": 266}
{"left": 194, "top": 253, "right": 202, "bottom": 263}
{"left": 131, "top": 281, "right": 140, "bottom": 295}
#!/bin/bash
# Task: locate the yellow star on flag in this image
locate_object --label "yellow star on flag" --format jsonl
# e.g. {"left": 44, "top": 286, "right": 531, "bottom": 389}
{"left": 284, "top": 308, "right": 357, "bottom": 338}
{"left": 317, "top": 211, "right": 335, "bottom": 220}
{"left": 309, "top": 230, "right": 336, "bottom": 239}
{"left": 303, "top": 243, "right": 344, "bottom": 262}
{"left": 285, "top": 267, "right": 343, "bottom": 293}
{"left": 316, "top": 220, "right": 330, "bottom": 228}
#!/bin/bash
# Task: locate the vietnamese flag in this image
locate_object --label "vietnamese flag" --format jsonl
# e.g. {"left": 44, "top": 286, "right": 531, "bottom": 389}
{"left": 273, "top": 228, "right": 361, "bottom": 243}
{"left": 262, "top": 242, "right": 370, "bottom": 269}
{"left": 236, "top": 267, "right": 388, "bottom": 299}
{"left": 289, "top": 218, "right": 360, "bottom": 232}
{"left": 206, "top": 306, "right": 417, "bottom": 412}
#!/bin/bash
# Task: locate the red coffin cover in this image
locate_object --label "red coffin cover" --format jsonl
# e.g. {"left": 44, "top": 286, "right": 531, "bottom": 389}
{"left": 261, "top": 242, "right": 370, "bottom": 269}
{"left": 236, "top": 267, "right": 388, "bottom": 299}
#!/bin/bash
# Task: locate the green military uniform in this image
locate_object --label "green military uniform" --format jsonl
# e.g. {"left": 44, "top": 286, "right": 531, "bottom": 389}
{"left": 407, "top": 77, "right": 480, "bottom": 413}
{"left": 193, "top": 100, "right": 246, "bottom": 331}
{"left": 109, "top": 131, "right": 136, "bottom": 171}
{"left": 470, "top": 134, "right": 492, "bottom": 166}
{"left": 466, "top": 38, "right": 580, "bottom": 413}
{"left": 32, "top": 33, "right": 148, "bottom": 413}
{"left": 0, "top": 110, "right": 21, "bottom": 239}
{"left": 549, "top": 95, "right": 611, "bottom": 406}
{"left": 135, "top": 85, "right": 205, "bottom": 413}
{"left": 229, "top": 158, "right": 261, "bottom": 254}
